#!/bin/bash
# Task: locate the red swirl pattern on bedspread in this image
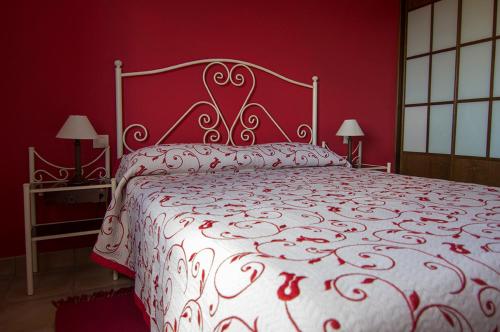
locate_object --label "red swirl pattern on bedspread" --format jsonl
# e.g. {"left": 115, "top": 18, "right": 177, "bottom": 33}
{"left": 94, "top": 148, "right": 499, "bottom": 331}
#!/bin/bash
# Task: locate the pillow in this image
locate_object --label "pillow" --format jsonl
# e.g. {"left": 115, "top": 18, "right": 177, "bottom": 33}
{"left": 115, "top": 142, "right": 349, "bottom": 183}
{"left": 230, "top": 142, "right": 348, "bottom": 170}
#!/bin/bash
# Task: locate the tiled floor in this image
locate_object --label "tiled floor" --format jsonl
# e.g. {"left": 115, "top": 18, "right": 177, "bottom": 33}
{"left": 0, "top": 247, "right": 132, "bottom": 332}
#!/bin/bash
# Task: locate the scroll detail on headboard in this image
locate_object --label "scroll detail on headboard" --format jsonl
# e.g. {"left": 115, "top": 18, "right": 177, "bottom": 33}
{"left": 115, "top": 59, "right": 318, "bottom": 158}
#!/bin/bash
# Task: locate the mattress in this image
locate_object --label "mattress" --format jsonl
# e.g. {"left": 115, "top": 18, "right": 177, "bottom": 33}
{"left": 93, "top": 143, "right": 499, "bottom": 331}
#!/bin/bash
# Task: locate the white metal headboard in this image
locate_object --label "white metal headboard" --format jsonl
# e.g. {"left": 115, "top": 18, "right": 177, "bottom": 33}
{"left": 114, "top": 58, "right": 318, "bottom": 158}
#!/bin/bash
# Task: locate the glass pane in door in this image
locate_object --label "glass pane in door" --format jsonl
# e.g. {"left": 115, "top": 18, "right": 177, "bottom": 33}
{"left": 403, "top": 106, "right": 428, "bottom": 152}
{"left": 431, "top": 51, "right": 455, "bottom": 102}
{"left": 497, "top": 1, "right": 500, "bottom": 35}
{"left": 491, "top": 102, "right": 500, "bottom": 157}
{"left": 405, "top": 56, "right": 429, "bottom": 104}
{"left": 407, "top": 5, "right": 431, "bottom": 57}
{"left": 458, "top": 42, "right": 492, "bottom": 99}
{"left": 429, "top": 104, "right": 453, "bottom": 154}
{"left": 493, "top": 44, "right": 500, "bottom": 96}
{"left": 455, "top": 102, "right": 489, "bottom": 157}
{"left": 461, "top": 0, "right": 493, "bottom": 43}
{"left": 433, "top": 0, "right": 458, "bottom": 50}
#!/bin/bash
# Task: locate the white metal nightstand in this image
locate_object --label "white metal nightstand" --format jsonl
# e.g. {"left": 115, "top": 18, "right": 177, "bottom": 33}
{"left": 23, "top": 146, "right": 115, "bottom": 295}
{"left": 321, "top": 141, "right": 391, "bottom": 173}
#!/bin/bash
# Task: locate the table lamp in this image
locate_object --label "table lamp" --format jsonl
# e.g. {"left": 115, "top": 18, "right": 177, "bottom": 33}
{"left": 336, "top": 119, "right": 364, "bottom": 164}
{"left": 56, "top": 115, "right": 98, "bottom": 184}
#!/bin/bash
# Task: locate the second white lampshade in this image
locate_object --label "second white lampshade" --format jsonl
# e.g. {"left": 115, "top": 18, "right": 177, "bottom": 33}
{"left": 56, "top": 115, "right": 98, "bottom": 140}
{"left": 336, "top": 119, "right": 364, "bottom": 137}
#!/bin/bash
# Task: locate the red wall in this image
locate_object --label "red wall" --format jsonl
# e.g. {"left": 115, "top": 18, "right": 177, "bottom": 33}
{"left": 0, "top": 0, "right": 400, "bottom": 258}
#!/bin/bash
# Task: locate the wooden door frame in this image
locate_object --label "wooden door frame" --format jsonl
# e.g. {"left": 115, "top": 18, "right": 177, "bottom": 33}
{"left": 397, "top": 0, "right": 500, "bottom": 186}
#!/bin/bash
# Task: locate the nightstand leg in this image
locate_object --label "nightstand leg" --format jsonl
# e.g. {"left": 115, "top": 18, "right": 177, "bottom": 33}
{"left": 32, "top": 243, "right": 38, "bottom": 273}
{"left": 30, "top": 195, "right": 38, "bottom": 273}
{"left": 23, "top": 184, "right": 34, "bottom": 295}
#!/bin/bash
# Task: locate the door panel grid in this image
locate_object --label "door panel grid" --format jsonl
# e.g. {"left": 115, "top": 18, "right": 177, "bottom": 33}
{"left": 402, "top": 0, "right": 499, "bottom": 160}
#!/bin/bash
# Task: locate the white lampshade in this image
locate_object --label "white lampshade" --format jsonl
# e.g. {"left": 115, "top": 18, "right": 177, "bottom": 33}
{"left": 56, "top": 115, "right": 98, "bottom": 140}
{"left": 336, "top": 119, "right": 364, "bottom": 137}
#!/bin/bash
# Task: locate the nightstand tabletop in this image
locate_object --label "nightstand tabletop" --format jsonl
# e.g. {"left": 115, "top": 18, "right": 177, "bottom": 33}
{"left": 28, "top": 178, "right": 113, "bottom": 193}
{"left": 353, "top": 163, "right": 391, "bottom": 173}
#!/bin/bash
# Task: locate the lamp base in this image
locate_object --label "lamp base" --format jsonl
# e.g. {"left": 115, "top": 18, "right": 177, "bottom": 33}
{"left": 68, "top": 138, "right": 88, "bottom": 186}
{"left": 346, "top": 136, "right": 353, "bottom": 165}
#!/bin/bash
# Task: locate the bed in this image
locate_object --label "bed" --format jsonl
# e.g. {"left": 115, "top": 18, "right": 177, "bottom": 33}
{"left": 92, "top": 59, "right": 500, "bottom": 331}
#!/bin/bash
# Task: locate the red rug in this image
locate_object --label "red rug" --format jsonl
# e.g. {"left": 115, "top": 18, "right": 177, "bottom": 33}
{"left": 53, "top": 288, "right": 148, "bottom": 332}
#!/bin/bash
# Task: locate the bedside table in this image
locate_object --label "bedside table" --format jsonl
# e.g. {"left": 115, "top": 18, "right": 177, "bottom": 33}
{"left": 23, "top": 146, "right": 115, "bottom": 295}
{"left": 321, "top": 140, "right": 391, "bottom": 173}
{"left": 22, "top": 178, "right": 115, "bottom": 295}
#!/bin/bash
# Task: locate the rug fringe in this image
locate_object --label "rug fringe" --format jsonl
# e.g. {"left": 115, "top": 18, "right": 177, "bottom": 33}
{"left": 52, "top": 287, "right": 134, "bottom": 308}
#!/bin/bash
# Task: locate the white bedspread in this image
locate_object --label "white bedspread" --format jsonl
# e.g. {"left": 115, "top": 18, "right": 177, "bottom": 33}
{"left": 94, "top": 165, "right": 500, "bottom": 331}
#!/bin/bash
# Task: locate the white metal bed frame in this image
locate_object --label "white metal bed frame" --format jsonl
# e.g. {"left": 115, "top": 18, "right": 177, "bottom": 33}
{"left": 114, "top": 58, "right": 318, "bottom": 158}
